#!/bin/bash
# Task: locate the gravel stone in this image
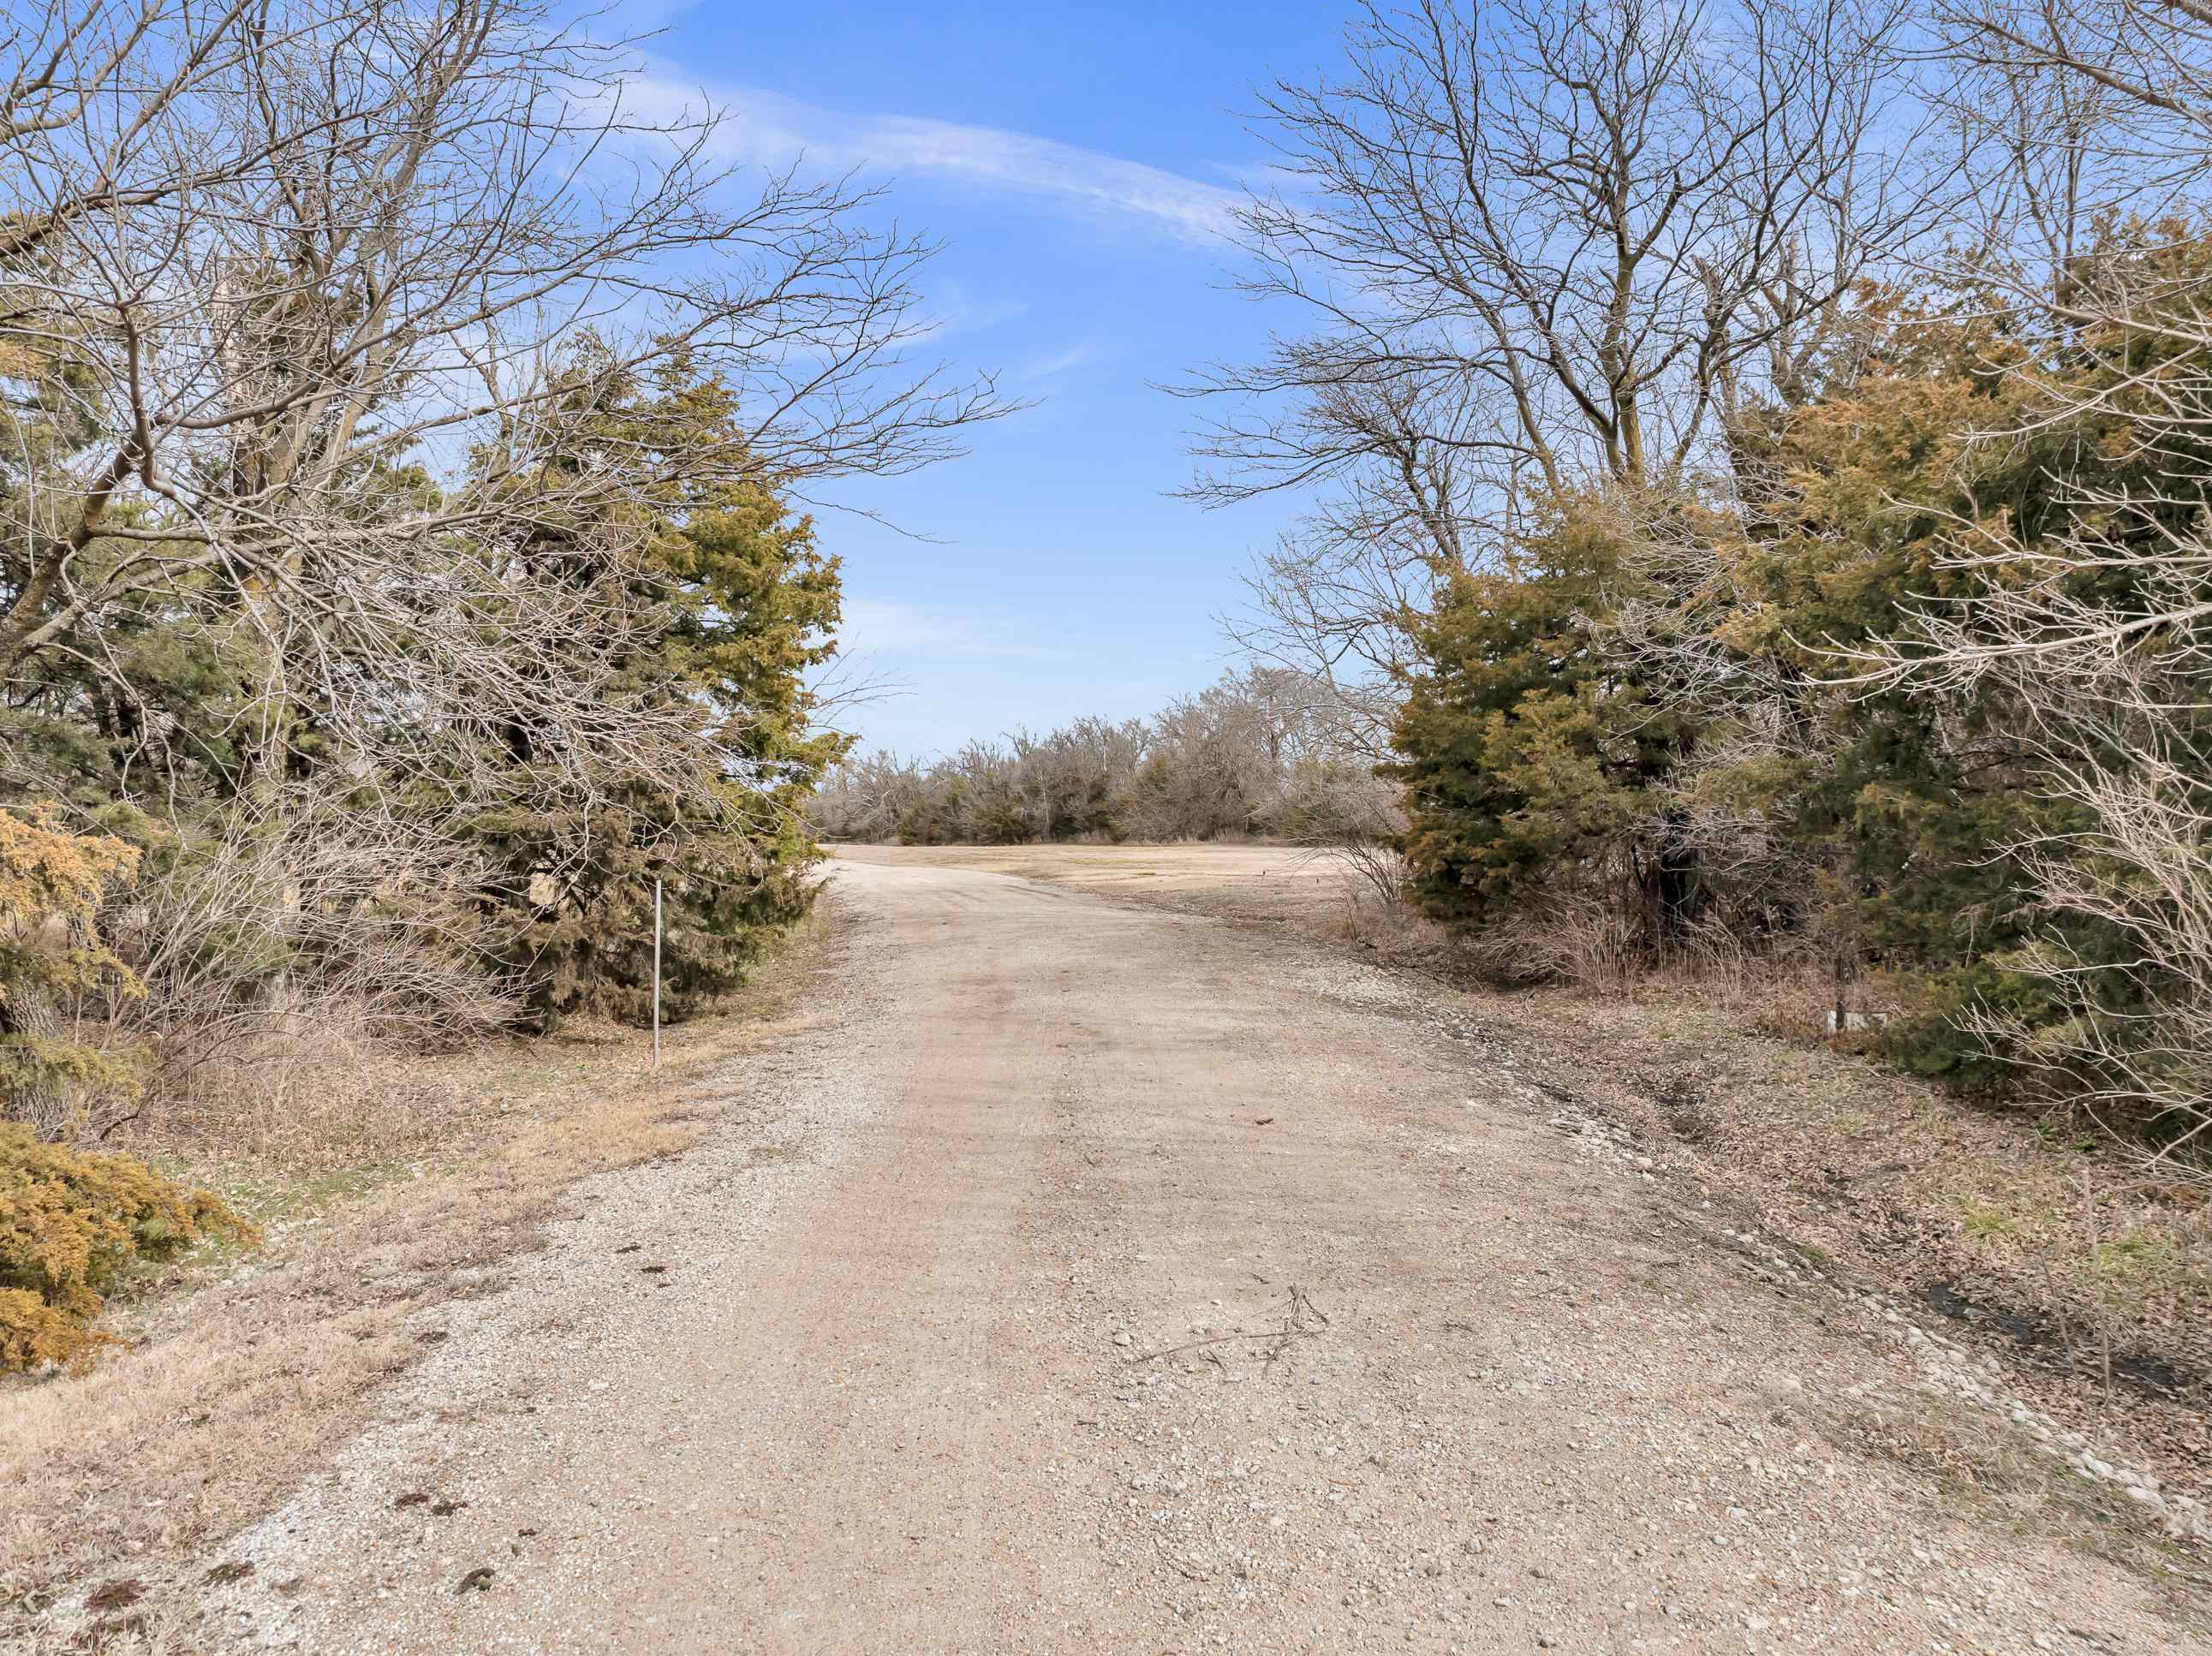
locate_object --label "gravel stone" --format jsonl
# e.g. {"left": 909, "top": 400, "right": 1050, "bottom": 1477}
{"left": 182, "top": 855, "right": 2207, "bottom": 1653}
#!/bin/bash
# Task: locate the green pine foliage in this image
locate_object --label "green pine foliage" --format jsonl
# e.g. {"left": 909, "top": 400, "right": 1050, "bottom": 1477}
{"left": 3, "top": 321, "right": 850, "bottom": 1062}
{"left": 1392, "top": 494, "right": 1700, "bottom": 937}
{"left": 1392, "top": 230, "right": 2212, "bottom": 1111}
{"left": 465, "top": 353, "right": 849, "bottom": 1030}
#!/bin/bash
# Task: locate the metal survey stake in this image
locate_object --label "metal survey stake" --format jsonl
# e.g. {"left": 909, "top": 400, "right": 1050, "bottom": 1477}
{"left": 652, "top": 877, "right": 663, "bottom": 1071}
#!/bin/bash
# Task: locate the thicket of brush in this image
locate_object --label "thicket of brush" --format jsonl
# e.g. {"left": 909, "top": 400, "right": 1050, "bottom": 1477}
{"left": 812, "top": 667, "right": 1404, "bottom": 854}
{"left": 1171, "top": 0, "right": 2212, "bottom": 1165}
{"left": 0, "top": 0, "right": 1001, "bottom": 1165}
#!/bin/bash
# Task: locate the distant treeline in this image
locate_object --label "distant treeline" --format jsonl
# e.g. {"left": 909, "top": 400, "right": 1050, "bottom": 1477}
{"left": 812, "top": 669, "right": 1399, "bottom": 849}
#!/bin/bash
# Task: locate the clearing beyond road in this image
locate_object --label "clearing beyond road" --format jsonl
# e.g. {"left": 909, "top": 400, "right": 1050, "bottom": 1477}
{"left": 198, "top": 850, "right": 2201, "bottom": 1653}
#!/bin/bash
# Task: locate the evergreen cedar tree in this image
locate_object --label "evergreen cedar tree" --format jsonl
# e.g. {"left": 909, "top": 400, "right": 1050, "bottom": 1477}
{"left": 461, "top": 353, "right": 850, "bottom": 1031}
{"left": 0, "top": 813, "right": 256, "bottom": 1374}
{"left": 1, "top": 340, "right": 848, "bottom": 1041}
{"left": 0, "top": 1122, "right": 254, "bottom": 1372}
{"left": 0, "top": 811, "right": 145, "bottom": 1124}
{"left": 1391, "top": 238, "right": 2212, "bottom": 1095}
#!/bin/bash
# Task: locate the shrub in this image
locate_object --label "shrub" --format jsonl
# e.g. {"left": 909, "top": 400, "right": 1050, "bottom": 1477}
{"left": 1278, "top": 759, "right": 1407, "bottom": 897}
{"left": 0, "top": 1123, "right": 255, "bottom": 1372}
{"left": 1, "top": 807, "right": 146, "bottom": 1137}
{"left": 1390, "top": 503, "right": 1698, "bottom": 941}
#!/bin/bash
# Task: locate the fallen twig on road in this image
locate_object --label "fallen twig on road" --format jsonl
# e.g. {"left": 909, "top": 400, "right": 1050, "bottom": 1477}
{"left": 1128, "top": 1285, "right": 1332, "bottom": 1366}
{"left": 1125, "top": 1328, "right": 1321, "bottom": 1366}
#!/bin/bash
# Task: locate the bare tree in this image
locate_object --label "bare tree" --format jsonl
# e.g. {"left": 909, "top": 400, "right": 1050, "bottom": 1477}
{"left": 1952, "top": 645, "right": 2212, "bottom": 1180}
{"left": 1945, "top": 0, "right": 2212, "bottom": 170}
{"left": 0, "top": 0, "right": 1005, "bottom": 1010}
{"left": 812, "top": 668, "right": 1392, "bottom": 848}
{"left": 810, "top": 749, "right": 930, "bottom": 843}
{"left": 0, "top": 0, "right": 997, "bottom": 728}
{"left": 1005, "top": 718, "right": 1151, "bottom": 841}
{"left": 1182, "top": 0, "right": 1947, "bottom": 683}
{"left": 1827, "top": 1, "right": 2212, "bottom": 1165}
{"left": 1219, "top": 510, "right": 1435, "bottom": 723}
{"left": 1868, "top": 2, "right": 2212, "bottom": 682}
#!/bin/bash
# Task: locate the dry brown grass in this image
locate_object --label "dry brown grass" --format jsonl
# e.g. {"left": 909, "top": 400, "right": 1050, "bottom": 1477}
{"left": 1315, "top": 888, "right": 1456, "bottom": 963}
{"left": 114, "top": 998, "right": 692, "bottom": 1181}
{"left": 1845, "top": 1391, "right": 2212, "bottom": 1622}
{"left": 1456, "top": 892, "right": 1649, "bottom": 991}
{"left": 1482, "top": 984, "right": 2212, "bottom": 1486}
{"left": 0, "top": 905, "right": 844, "bottom": 1641}
{"left": 837, "top": 840, "right": 1350, "bottom": 930}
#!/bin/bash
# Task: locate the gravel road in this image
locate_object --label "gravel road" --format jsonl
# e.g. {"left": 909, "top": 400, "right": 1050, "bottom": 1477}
{"left": 201, "top": 855, "right": 2203, "bottom": 1653}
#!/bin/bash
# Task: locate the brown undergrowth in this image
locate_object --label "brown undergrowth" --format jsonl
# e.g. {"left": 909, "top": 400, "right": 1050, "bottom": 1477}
{"left": 0, "top": 902, "right": 845, "bottom": 1643}
{"left": 1488, "top": 983, "right": 2212, "bottom": 1479}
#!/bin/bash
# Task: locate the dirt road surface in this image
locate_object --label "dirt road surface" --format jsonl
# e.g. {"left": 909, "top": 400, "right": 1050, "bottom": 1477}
{"left": 201, "top": 851, "right": 2203, "bottom": 1653}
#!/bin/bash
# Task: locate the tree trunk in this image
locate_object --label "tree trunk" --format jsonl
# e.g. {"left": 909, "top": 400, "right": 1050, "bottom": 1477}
{"left": 0, "top": 978, "right": 70, "bottom": 1139}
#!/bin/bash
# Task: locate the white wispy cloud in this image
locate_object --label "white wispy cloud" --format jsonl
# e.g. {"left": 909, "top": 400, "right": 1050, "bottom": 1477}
{"left": 628, "top": 68, "right": 1245, "bottom": 245}
{"left": 838, "top": 598, "right": 1064, "bottom": 661}
{"left": 1017, "top": 340, "right": 1104, "bottom": 381}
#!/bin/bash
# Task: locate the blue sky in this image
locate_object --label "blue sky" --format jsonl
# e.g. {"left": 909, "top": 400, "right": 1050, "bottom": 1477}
{"left": 639, "top": 2, "right": 1348, "bottom": 756}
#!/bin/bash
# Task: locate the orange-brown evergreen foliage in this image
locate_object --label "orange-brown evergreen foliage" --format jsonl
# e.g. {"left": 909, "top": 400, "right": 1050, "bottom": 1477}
{"left": 0, "top": 1123, "right": 255, "bottom": 1371}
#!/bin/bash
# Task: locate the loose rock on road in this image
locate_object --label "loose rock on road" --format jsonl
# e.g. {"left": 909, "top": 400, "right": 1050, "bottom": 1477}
{"left": 206, "top": 852, "right": 2200, "bottom": 1652}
